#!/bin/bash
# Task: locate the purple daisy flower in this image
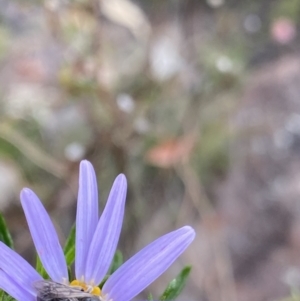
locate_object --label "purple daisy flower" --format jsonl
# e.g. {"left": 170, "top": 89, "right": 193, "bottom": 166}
{"left": 0, "top": 160, "right": 195, "bottom": 301}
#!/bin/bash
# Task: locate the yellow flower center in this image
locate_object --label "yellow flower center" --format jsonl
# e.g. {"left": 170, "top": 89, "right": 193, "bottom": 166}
{"left": 70, "top": 279, "right": 101, "bottom": 296}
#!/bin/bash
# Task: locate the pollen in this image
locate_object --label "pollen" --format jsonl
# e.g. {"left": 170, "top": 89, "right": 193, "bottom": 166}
{"left": 70, "top": 280, "right": 101, "bottom": 296}
{"left": 91, "top": 286, "right": 101, "bottom": 295}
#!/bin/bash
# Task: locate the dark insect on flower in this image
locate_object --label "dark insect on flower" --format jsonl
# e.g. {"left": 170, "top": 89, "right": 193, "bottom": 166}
{"left": 33, "top": 280, "right": 101, "bottom": 301}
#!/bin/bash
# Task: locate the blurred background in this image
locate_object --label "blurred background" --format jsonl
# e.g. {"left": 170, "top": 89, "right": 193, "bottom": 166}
{"left": 1, "top": 0, "right": 300, "bottom": 300}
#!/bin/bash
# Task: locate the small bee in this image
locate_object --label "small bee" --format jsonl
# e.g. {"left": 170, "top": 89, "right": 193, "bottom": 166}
{"left": 33, "top": 280, "right": 101, "bottom": 301}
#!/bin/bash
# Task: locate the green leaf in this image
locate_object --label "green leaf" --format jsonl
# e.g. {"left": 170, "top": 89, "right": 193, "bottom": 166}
{"left": 64, "top": 224, "right": 76, "bottom": 266}
{"left": 99, "top": 275, "right": 109, "bottom": 289}
{"left": 0, "top": 290, "right": 5, "bottom": 300}
{"left": 99, "top": 250, "right": 123, "bottom": 288}
{"left": 0, "top": 213, "right": 13, "bottom": 248}
{"left": 147, "top": 293, "right": 154, "bottom": 301}
{"left": 109, "top": 250, "right": 123, "bottom": 274}
{"left": 0, "top": 290, "right": 16, "bottom": 301}
{"left": 159, "top": 266, "right": 192, "bottom": 301}
{"left": 3, "top": 295, "right": 15, "bottom": 301}
{"left": 36, "top": 255, "right": 49, "bottom": 279}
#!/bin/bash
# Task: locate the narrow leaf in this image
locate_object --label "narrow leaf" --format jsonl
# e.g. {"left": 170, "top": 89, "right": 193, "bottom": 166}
{"left": 109, "top": 250, "right": 123, "bottom": 274}
{"left": 100, "top": 250, "right": 124, "bottom": 288}
{"left": 36, "top": 255, "right": 49, "bottom": 279}
{"left": 159, "top": 266, "right": 191, "bottom": 301}
{"left": 0, "top": 290, "right": 16, "bottom": 301}
{"left": 64, "top": 224, "right": 76, "bottom": 266}
{"left": 3, "top": 295, "right": 15, "bottom": 301}
{"left": 0, "top": 213, "right": 13, "bottom": 248}
{"left": 0, "top": 291, "right": 16, "bottom": 301}
{"left": 148, "top": 293, "right": 154, "bottom": 301}
{"left": 67, "top": 266, "right": 72, "bottom": 281}
{"left": 99, "top": 275, "right": 109, "bottom": 289}
{"left": 0, "top": 290, "right": 5, "bottom": 300}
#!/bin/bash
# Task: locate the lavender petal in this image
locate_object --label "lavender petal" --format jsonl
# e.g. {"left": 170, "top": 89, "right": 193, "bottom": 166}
{"left": 75, "top": 160, "right": 99, "bottom": 280}
{"left": 0, "top": 242, "right": 41, "bottom": 295}
{"left": 103, "top": 226, "right": 195, "bottom": 301}
{"left": 0, "top": 269, "right": 36, "bottom": 301}
{"left": 20, "top": 188, "right": 68, "bottom": 283}
{"left": 85, "top": 174, "right": 127, "bottom": 285}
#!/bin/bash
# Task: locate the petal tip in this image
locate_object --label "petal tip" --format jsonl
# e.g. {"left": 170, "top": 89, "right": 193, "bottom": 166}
{"left": 80, "top": 160, "right": 93, "bottom": 169}
{"left": 114, "top": 174, "right": 127, "bottom": 191}
{"left": 182, "top": 225, "right": 196, "bottom": 240}
{"left": 20, "top": 188, "right": 34, "bottom": 199}
{"left": 117, "top": 173, "right": 127, "bottom": 182}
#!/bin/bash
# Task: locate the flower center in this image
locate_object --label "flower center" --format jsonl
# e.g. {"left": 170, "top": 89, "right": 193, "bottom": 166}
{"left": 70, "top": 279, "right": 101, "bottom": 296}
